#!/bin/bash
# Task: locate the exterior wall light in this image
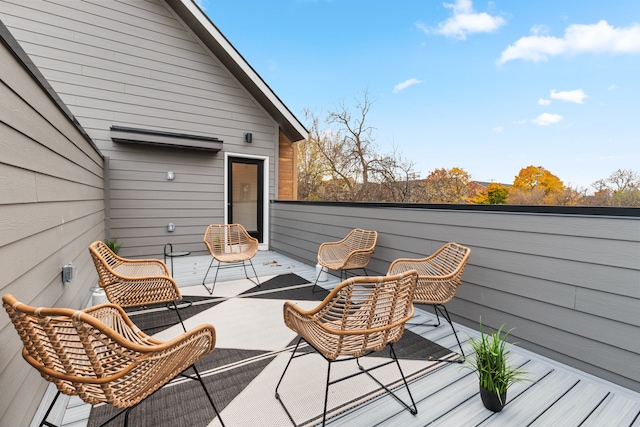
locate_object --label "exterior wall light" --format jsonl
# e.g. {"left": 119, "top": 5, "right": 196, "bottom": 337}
{"left": 244, "top": 133, "right": 252, "bottom": 143}
{"left": 167, "top": 171, "right": 175, "bottom": 180}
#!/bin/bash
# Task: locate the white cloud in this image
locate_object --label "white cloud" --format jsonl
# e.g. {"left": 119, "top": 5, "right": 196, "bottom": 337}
{"left": 498, "top": 20, "right": 640, "bottom": 64}
{"left": 417, "top": 0, "right": 505, "bottom": 40}
{"left": 538, "top": 98, "right": 551, "bottom": 105}
{"left": 393, "top": 78, "right": 423, "bottom": 94}
{"left": 608, "top": 84, "right": 618, "bottom": 90}
{"left": 532, "top": 113, "right": 564, "bottom": 126}
{"left": 550, "top": 89, "right": 588, "bottom": 104}
{"left": 512, "top": 119, "right": 527, "bottom": 125}
{"left": 530, "top": 24, "right": 551, "bottom": 36}
{"left": 492, "top": 126, "right": 504, "bottom": 133}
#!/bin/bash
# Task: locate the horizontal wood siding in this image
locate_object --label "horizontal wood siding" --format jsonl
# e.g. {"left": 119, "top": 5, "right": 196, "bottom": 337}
{"left": 0, "top": 32, "right": 104, "bottom": 427}
{"left": 0, "top": 0, "right": 280, "bottom": 258}
{"left": 269, "top": 201, "right": 640, "bottom": 393}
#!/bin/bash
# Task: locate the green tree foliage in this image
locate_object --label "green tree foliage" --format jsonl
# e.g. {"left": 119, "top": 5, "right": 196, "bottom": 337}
{"left": 468, "top": 183, "right": 509, "bottom": 204}
{"left": 487, "top": 183, "right": 510, "bottom": 204}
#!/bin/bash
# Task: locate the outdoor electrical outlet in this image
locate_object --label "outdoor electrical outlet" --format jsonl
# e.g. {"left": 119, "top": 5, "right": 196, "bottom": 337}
{"left": 62, "top": 263, "right": 76, "bottom": 283}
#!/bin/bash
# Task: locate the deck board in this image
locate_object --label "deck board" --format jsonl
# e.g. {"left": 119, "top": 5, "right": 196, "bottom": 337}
{"left": 528, "top": 380, "right": 611, "bottom": 426}
{"left": 479, "top": 371, "right": 580, "bottom": 426}
{"left": 579, "top": 393, "right": 640, "bottom": 427}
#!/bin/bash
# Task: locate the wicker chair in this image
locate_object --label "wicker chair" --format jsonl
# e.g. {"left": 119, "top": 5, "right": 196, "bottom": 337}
{"left": 275, "top": 270, "right": 419, "bottom": 426}
{"left": 387, "top": 242, "right": 471, "bottom": 360}
{"left": 88, "top": 241, "right": 186, "bottom": 331}
{"left": 202, "top": 224, "right": 260, "bottom": 294}
{"left": 2, "top": 294, "right": 225, "bottom": 427}
{"left": 313, "top": 228, "right": 378, "bottom": 292}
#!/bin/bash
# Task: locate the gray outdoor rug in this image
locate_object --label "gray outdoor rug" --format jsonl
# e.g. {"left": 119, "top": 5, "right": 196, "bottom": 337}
{"left": 88, "top": 274, "right": 458, "bottom": 427}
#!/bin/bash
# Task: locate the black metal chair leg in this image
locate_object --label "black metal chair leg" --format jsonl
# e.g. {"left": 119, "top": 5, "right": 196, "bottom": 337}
{"left": 244, "top": 260, "right": 261, "bottom": 287}
{"left": 170, "top": 300, "right": 187, "bottom": 332}
{"left": 202, "top": 258, "right": 217, "bottom": 294}
{"left": 204, "top": 259, "right": 260, "bottom": 294}
{"left": 433, "top": 303, "right": 442, "bottom": 326}
{"left": 122, "top": 407, "right": 131, "bottom": 427}
{"left": 191, "top": 364, "right": 226, "bottom": 427}
{"left": 39, "top": 365, "right": 223, "bottom": 427}
{"left": 40, "top": 391, "right": 132, "bottom": 427}
{"left": 355, "top": 344, "right": 418, "bottom": 416}
{"left": 435, "top": 304, "right": 465, "bottom": 361}
{"left": 406, "top": 303, "right": 441, "bottom": 327}
{"left": 276, "top": 339, "right": 418, "bottom": 427}
{"left": 311, "top": 266, "right": 325, "bottom": 293}
{"left": 321, "top": 360, "right": 332, "bottom": 426}
{"left": 39, "top": 390, "right": 60, "bottom": 427}
{"left": 388, "top": 343, "right": 418, "bottom": 414}
{"left": 405, "top": 304, "right": 463, "bottom": 363}
{"left": 275, "top": 338, "right": 305, "bottom": 426}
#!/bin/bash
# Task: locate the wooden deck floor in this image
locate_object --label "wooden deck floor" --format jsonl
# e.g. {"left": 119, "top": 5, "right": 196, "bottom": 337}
{"left": 37, "top": 250, "right": 640, "bottom": 427}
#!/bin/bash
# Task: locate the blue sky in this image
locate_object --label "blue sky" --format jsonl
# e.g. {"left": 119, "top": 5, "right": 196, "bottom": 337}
{"left": 198, "top": 0, "right": 640, "bottom": 190}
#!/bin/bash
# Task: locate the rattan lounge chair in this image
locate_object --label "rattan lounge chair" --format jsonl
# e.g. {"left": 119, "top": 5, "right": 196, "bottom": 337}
{"left": 88, "top": 241, "right": 186, "bottom": 331}
{"left": 387, "top": 242, "right": 471, "bottom": 360}
{"left": 202, "top": 224, "right": 260, "bottom": 294}
{"left": 313, "top": 228, "right": 378, "bottom": 292}
{"left": 2, "top": 294, "right": 225, "bottom": 427}
{"left": 275, "top": 270, "right": 419, "bottom": 426}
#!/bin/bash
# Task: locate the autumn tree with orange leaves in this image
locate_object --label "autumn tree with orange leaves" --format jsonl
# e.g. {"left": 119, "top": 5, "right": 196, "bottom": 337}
{"left": 508, "top": 166, "right": 565, "bottom": 205}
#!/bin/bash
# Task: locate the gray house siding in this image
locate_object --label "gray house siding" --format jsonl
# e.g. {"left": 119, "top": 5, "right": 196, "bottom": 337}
{"left": 0, "top": 0, "right": 282, "bottom": 258}
{"left": 269, "top": 201, "right": 640, "bottom": 392}
{"left": 0, "top": 23, "right": 104, "bottom": 427}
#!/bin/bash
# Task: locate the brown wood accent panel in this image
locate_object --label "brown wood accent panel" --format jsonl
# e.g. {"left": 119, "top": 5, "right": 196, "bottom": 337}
{"left": 278, "top": 130, "right": 298, "bottom": 200}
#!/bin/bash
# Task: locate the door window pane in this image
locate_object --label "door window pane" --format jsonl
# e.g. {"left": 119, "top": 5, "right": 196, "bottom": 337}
{"left": 231, "top": 163, "right": 258, "bottom": 231}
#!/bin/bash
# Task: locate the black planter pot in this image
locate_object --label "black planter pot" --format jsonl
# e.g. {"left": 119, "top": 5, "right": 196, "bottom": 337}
{"left": 479, "top": 385, "right": 507, "bottom": 412}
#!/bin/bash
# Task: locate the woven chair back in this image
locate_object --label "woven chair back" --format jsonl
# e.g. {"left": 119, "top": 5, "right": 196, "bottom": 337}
{"left": 203, "top": 224, "right": 258, "bottom": 260}
{"left": 318, "top": 228, "right": 378, "bottom": 271}
{"left": 342, "top": 228, "right": 378, "bottom": 252}
{"left": 343, "top": 229, "right": 377, "bottom": 267}
{"left": 88, "top": 241, "right": 180, "bottom": 307}
{"left": 2, "top": 294, "right": 214, "bottom": 408}
{"left": 89, "top": 240, "right": 123, "bottom": 284}
{"left": 388, "top": 242, "right": 470, "bottom": 304}
{"left": 284, "top": 270, "right": 417, "bottom": 359}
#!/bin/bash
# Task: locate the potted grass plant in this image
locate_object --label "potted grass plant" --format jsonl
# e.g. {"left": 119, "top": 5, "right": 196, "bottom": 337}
{"left": 464, "top": 320, "right": 528, "bottom": 412}
{"left": 105, "top": 238, "right": 121, "bottom": 255}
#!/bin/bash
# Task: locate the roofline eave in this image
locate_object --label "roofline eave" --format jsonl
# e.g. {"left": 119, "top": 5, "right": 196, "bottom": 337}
{"left": 167, "top": 0, "right": 308, "bottom": 143}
